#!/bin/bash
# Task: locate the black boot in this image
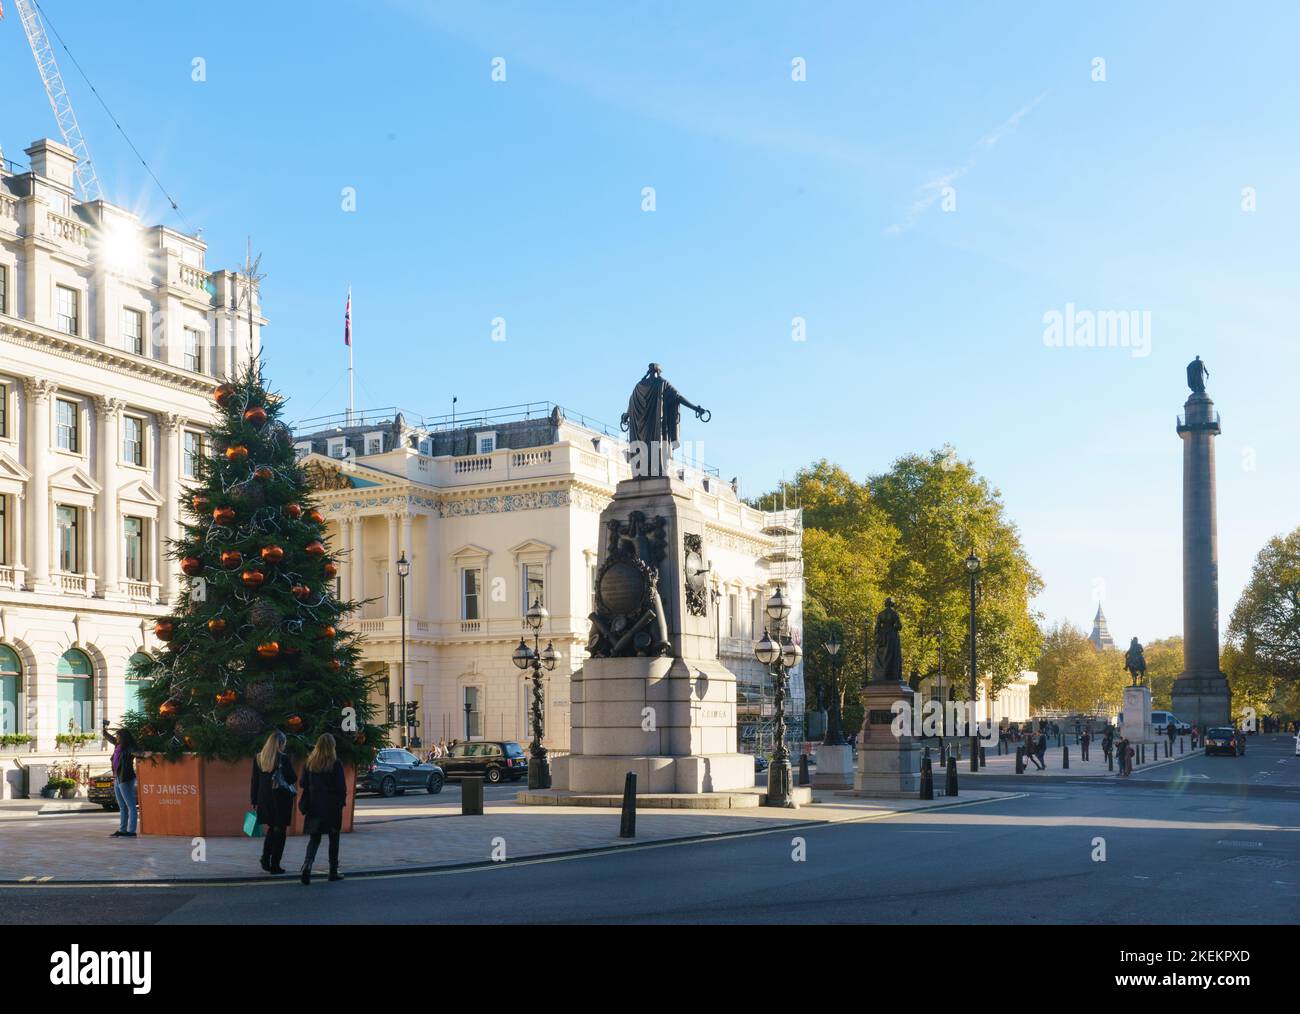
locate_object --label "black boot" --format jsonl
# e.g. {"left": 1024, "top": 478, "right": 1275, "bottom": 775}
{"left": 328, "top": 867, "right": 344, "bottom": 882}
{"left": 269, "top": 829, "right": 288, "bottom": 874}
{"left": 300, "top": 863, "right": 311, "bottom": 886}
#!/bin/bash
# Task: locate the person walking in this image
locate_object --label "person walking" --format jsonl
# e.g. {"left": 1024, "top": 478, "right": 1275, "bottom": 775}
{"left": 1080, "top": 728, "right": 1091, "bottom": 762}
{"left": 1035, "top": 730, "right": 1049, "bottom": 770}
{"left": 299, "top": 733, "right": 348, "bottom": 885}
{"left": 1166, "top": 721, "right": 1176, "bottom": 753}
{"left": 250, "top": 730, "right": 297, "bottom": 875}
{"left": 1120, "top": 737, "right": 1134, "bottom": 777}
{"left": 101, "top": 722, "right": 152, "bottom": 837}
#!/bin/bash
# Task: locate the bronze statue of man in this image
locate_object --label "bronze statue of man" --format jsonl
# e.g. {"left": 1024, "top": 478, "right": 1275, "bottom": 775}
{"left": 1186, "top": 355, "right": 1209, "bottom": 394}
{"left": 869, "top": 597, "right": 903, "bottom": 684}
{"left": 1124, "top": 637, "right": 1146, "bottom": 687}
{"left": 621, "top": 363, "right": 710, "bottom": 477}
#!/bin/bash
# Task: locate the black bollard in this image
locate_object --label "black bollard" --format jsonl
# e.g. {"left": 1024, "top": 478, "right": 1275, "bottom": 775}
{"left": 1107, "top": 749, "right": 1113, "bottom": 771}
{"left": 1063, "top": 745, "right": 1069, "bottom": 769}
{"left": 798, "top": 753, "right": 810, "bottom": 786}
{"left": 619, "top": 771, "right": 637, "bottom": 838}
{"left": 939, "top": 741, "right": 947, "bottom": 766}
{"left": 979, "top": 746, "right": 986, "bottom": 768}
{"left": 922, "top": 745, "right": 931, "bottom": 765}
{"left": 920, "top": 756, "right": 934, "bottom": 800}
{"left": 945, "top": 756, "right": 959, "bottom": 797}
{"left": 955, "top": 741, "right": 961, "bottom": 761}
{"left": 1180, "top": 736, "right": 1184, "bottom": 754}
{"left": 462, "top": 775, "right": 484, "bottom": 816}
{"left": 1015, "top": 746, "right": 1025, "bottom": 774}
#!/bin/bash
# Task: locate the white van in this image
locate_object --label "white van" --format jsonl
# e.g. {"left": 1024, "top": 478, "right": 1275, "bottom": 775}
{"left": 1151, "top": 711, "right": 1190, "bottom": 735}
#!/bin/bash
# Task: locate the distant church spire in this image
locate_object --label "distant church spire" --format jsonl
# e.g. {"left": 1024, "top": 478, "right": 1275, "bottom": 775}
{"left": 1089, "top": 604, "right": 1115, "bottom": 650}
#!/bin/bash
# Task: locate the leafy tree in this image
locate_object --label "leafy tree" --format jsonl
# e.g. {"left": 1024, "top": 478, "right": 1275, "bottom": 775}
{"left": 127, "top": 361, "right": 384, "bottom": 764}
{"left": 1033, "top": 621, "right": 1125, "bottom": 713}
{"left": 868, "top": 450, "right": 1043, "bottom": 700}
{"left": 1143, "top": 636, "right": 1183, "bottom": 710}
{"left": 1226, "top": 528, "right": 1300, "bottom": 683}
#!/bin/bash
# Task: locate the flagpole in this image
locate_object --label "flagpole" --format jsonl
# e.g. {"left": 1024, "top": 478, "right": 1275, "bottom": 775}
{"left": 346, "top": 285, "right": 354, "bottom": 426}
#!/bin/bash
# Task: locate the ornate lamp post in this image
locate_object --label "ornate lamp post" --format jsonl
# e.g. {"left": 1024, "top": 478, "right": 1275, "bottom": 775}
{"left": 822, "top": 628, "right": 846, "bottom": 746}
{"left": 512, "top": 598, "right": 556, "bottom": 789}
{"left": 966, "top": 551, "right": 981, "bottom": 773}
{"left": 397, "top": 552, "right": 410, "bottom": 747}
{"left": 754, "top": 586, "right": 801, "bottom": 807}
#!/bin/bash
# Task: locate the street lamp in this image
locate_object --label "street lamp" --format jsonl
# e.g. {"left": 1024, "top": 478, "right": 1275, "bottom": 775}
{"left": 822, "top": 628, "right": 846, "bottom": 746}
{"left": 754, "top": 586, "right": 800, "bottom": 807}
{"left": 512, "top": 597, "right": 555, "bottom": 789}
{"left": 397, "top": 552, "right": 410, "bottom": 747}
{"left": 966, "top": 551, "right": 980, "bottom": 773}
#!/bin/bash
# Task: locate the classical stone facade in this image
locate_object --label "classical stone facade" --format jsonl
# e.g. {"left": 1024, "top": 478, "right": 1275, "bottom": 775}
{"left": 294, "top": 407, "right": 804, "bottom": 756}
{"left": 0, "top": 137, "right": 263, "bottom": 797}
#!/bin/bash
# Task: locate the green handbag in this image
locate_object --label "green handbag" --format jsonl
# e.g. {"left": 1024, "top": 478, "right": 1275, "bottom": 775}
{"left": 243, "top": 809, "right": 263, "bottom": 837}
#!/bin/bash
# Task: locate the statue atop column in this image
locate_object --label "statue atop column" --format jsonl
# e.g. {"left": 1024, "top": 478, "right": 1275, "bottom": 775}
{"left": 1186, "top": 355, "right": 1209, "bottom": 395}
{"left": 621, "top": 363, "right": 710, "bottom": 477}
{"left": 869, "top": 597, "right": 903, "bottom": 684}
{"left": 1124, "top": 637, "right": 1147, "bottom": 687}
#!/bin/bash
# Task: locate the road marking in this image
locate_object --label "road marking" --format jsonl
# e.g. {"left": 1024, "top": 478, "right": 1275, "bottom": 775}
{"left": 1216, "top": 840, "right": 1262, "bottom": 848}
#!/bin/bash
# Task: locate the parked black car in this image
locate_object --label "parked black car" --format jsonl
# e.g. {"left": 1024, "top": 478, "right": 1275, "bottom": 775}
{"left": 438, "top": 741, "right": 528, "bottom": 783}
{"left": 88, "top": 769, "right": 117, "bottom": 810}
{"left": 1204, "top": 727, "right": 1246, "bottom": 757}
{"left": 356, "top": 749, "right": 445, "bottom": 797}
{"left": 753, "top": 754, "right": 769, "bottom": 773}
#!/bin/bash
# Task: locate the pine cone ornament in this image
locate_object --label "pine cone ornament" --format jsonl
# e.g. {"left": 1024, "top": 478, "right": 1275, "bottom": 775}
{"left": 225, "top": 706, "right": 265, "bottom": 735}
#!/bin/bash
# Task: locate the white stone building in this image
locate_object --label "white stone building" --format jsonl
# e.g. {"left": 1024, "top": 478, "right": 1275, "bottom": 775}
{"left": 0, "top": 137, "right": 263, "bottom": 797}
{"left": 293, "top": 405, "right": 804, "bottom": 756}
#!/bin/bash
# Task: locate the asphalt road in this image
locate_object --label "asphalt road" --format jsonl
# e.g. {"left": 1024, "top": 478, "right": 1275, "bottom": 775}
{"left": 4, "top": 736, "right": 1298, "bottom": 925}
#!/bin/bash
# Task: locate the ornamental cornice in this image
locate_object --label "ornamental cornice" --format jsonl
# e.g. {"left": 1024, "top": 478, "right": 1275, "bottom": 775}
{"left": 0, "top": 318, "right": 218, "bottom": 399}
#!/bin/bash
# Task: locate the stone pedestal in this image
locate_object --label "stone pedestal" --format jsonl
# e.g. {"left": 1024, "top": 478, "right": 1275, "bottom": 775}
{"left": 1120, "top": 685, "right": 1153, "bottom": 744}
{"left": 852, "top": 684, "right": 922, "bottom": 797}
{"left": 812, "top": 743, "right": 854, "bottom": 789}
{"left": 552, "top": 475, "right": 754, "bottom": 796}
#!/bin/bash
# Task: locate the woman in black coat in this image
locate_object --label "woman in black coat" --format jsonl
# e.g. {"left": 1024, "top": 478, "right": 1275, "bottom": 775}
{"left": 299, "top": 733, "right": 347, "bottom": 885}
{"left": 250, "top": 730, "right": 297, "bottom": 874}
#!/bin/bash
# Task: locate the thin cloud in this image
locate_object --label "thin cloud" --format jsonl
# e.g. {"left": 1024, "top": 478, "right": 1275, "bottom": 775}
{"left": 885, "top": 91, "right": 1048, "bottom": 236}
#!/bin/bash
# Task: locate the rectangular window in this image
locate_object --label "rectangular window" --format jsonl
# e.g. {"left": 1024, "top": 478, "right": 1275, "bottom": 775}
{"left": 478, "top": 437, "right": 494, "bottom": 454}
{"left": 0, "top": 381, "right": 7, "bottom": 438}
{"left": 55, "top": 399, "right": 78, "bottom": 452}
{"left": 462, "top": 568, "right": 481, "bottom": 620}
{"left": 0, "top": 265, "right": 7, "bottom": 315}
{"left": 183, "top": 430, "right": 204, "bottom": 478}
{"left": 366, "top": 437, "right": 382, "bottom": 455}
{"left": 56, "top": 505, "right": 79, "bottom": 573}
{"left": 0, "top": 495, "right": 7, "bottom": 566}
{"left": 123, "top": 308, "right": 144, "bottom": 355}
{"left": 464, "top": 686, "right": 482, "bottom": 739}
{"left": 729, "top": 593, "right": 739, "bottom": 638}
{"left": 122, "top": 415, "right": 144, "bottom": 466}
{"left": 183, "top": 327, "right": 203, "bottom": 373}
{"left": 55, "top": 285, "right": 79, "bottom": 335}
{"left": 522, "top": 562, "right": 544, "bottom": 612}
{"left": 124, "top": 517, "right": 145, "bottom": 581}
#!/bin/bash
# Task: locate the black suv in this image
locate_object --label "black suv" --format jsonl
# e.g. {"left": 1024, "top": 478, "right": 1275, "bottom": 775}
{"left": 357, "top": 749, "right": 445, "bottom": 797}
{"left": 439, "top": 741, "right": 528, "bottom": 784}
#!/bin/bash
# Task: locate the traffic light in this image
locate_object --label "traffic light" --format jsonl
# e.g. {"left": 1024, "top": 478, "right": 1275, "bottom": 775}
{"left": 387, "top": 702, "right": 399, "bottom": 726}
{"left": 405, "top": 701, "right": 419, "bottom": 727}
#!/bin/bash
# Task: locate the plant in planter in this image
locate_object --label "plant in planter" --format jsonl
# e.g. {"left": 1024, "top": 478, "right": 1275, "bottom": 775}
{"left": 57, "top": 777, "right": 79, "bottom": 799}
{"left": 0, "top": 734, "right": 34, "bottom": 750}
{"left": 125, "top": 359, "right": 383, "bottom": 768}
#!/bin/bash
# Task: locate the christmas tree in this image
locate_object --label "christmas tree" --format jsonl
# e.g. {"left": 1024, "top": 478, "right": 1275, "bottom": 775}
{"left": 127, "top": 360, "right": 384, "bottom": 764}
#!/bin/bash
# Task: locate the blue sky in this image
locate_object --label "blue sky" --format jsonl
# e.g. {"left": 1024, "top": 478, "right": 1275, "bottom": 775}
{"left": 2, "top": 1, "right": 1297, "bottom": 644}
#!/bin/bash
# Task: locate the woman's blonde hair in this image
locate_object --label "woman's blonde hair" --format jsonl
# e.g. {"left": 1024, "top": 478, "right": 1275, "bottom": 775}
{"left": 257, "top": 730, "right": 286, "bottom": 773}
{"left": 305, "top": 733, "right": 337, "bottom": 774}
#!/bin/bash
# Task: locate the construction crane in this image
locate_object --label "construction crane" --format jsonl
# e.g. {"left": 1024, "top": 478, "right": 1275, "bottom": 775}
{"left": 5, "top": 0, "right": 103, "bottom": 201}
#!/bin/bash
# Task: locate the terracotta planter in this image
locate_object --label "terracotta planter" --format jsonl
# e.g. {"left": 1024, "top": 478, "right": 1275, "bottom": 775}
{"left": 137, "top": 755, "right": 356, "bottom": 837}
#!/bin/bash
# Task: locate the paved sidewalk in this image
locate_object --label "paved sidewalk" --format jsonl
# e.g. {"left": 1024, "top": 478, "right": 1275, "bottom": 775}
{"left": 0, "top": 789, "right": 1011, "bottom": 884}
{"left": 965, "top": 739, "right": 1191, "bottom": 778}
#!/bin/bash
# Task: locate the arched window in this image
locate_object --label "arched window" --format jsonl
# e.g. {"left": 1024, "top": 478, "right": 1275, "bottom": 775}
{"left": 57, "top": 649, "right": 93, "bottom": 734}
{"left": 0, "top": 645, "right": 20, "bottom": 735}
{"left": 125, "top": 652, "right": 153, "bottom": 716}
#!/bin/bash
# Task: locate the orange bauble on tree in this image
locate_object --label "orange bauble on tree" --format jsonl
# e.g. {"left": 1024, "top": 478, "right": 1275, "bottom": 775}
{"left": 154, "top": 619, "right": 175, "bottom": 642}
{"left": 207, "top": 618, "right": 227, "bottom": 635}
{"left": 286, "top": 715, "right": 304, "bottom": 732}
{"left": 306, "top": 509, "right": 324, "bottom": 526}
{"left": 241, "top": 568, "right": 265, "bottom": 589}
{"left": 213, "top": 506, "right": 236, "bottom": 526}
{"left": 283, "top": 503, "right": 302, "bottom": 520}
{"left": 260, "top": 545, "right": 284, "bottom": 564}
{"left": 254, "top": 465, "right": 273, "bottom": 481}
{"left": 220, "top": 550, "right": 243, "bottom": 569}
{"left": 323, "top": 561, "right": 338, "bottom": 579}
{"left": 256, "top": 642, "right": 280, "bottom": 659}
{"left": 304, "top": 540, "right": 325, "bottom": 558}
{"left": 213, "top": 383, "right": 236, "bottom": 407}
{"left": 225, "top": 445, "right": 249, "bottom": 462}
{"left": 215, "top": 690, "right": 237, "bottom": 707}
{"left": 181, "top": 557, "right": 203, "bottom": 576}
{"left": 291, "top": 584, "right": 312, "bottom": 601}
{"left": 243, "top": 405, "right": 268, "bottom": 428}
